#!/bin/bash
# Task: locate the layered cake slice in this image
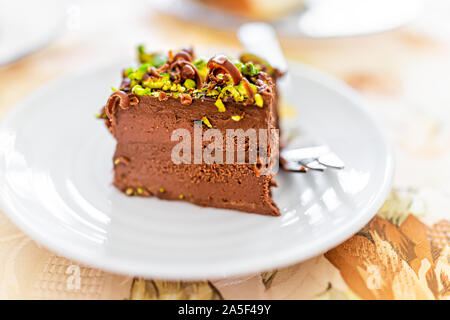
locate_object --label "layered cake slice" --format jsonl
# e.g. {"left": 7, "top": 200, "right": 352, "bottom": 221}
{"left": 100, "top": 46, "right": 282, "bottom": 216}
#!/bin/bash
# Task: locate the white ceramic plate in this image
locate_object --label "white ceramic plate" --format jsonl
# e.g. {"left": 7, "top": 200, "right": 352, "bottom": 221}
{"left": 0, "top": 61, "right": 394, "bottom": 279}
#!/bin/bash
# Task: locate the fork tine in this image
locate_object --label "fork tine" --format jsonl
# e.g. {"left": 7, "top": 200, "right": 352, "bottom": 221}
{"left": 280, "top": 159, "right": 309, "bottom": 173}
{"left": 318, "top": 153, "right": 345, "bottom": 169}
{"left": 302, "top": 160, "right": 327, "bottom": 171}
{"left": 280, "top": 145, "right": 345, "bottom": 173}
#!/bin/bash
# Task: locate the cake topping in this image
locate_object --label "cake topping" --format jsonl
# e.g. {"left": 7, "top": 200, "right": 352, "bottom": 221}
{"left": 114, "top": 156, "right": 130, "bottom": 165}
{"left": 206, "top": 55, "right": 242, "bottom": 86}
{"left": 201, "top": 116, "right": 213, "bottom": 128}
{"left": 172, "top": 47, "right": 194, "bottom": 62}
{"left": 231, "top": 113, "right": 245, "bottom": 121}
{"left": 106, "top": 91, "right": 133, "bottom": 118}
{"left": 241, "top": 77, "right": 255, "bottom": 100}
{"left": 180, "top": 93, "right": 193, "bottom": 105}
{"left": 168, "top": 59, "right": 203, "bottom": 89}
{"left": 111, "top": 45, "right": 280, "bottom": 110}
{"left": 214, "top": 98, "right": 226, "bottom": 112}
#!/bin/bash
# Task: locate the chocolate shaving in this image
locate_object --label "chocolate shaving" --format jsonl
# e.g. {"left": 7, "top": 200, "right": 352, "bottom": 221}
{"left": 129, "top": 93, "right": 139, "bottom": 105}
{"left": 170, "top": 47, "right": 194, "bottom": 63}
{"left": 114, "top": 156, "right": 130, "bottom": 165}
{"left": 155, "top": 63, "right": 169, "bottom": 73}
{"left": 241, "top": 77, "right": 255, "bottom": 100}
{"left": 119, "top": 77, "right": 131, "bottom": 91}
{"left": 168, "top": 60, "right": 202, "bottom": 89}
{"left": 158, "top": 91, "right": 168, "bottom": 101}
{"left": 254, "top": 72, "right": 274, "bottom": 96}
{"left": 105, "top": 91, "right": 133, "bottom": 119}
{"left": 206, "top": 55, "right": 242, "bottom": 86}
{"left": 180, "top": 94, "right": 193, "bottom": 105}
{"left": 173, "top": 50, "right": 192, "bottom": 62}
{"left": 149, "top": 67, "right": 163, "bottom": 78}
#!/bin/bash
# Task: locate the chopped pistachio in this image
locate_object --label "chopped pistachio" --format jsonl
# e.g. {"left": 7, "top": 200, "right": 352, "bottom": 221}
{"left": 131, "top": 85, "right": 147, "bottom": 95}
{"left": 254, "top": 93, "right": 264, "bottom": 107}
{"left": 159, "top": 187, "right": 165, "bottom": 193}
{"left": 170, "top": 83, "right": 180, "bottom": 92}
{"left": 137, "top": 45, "right": 166, "bottom": 67}
{"left": 215, "top": 98, "right": 226, "bottom": 112}
{"left": 133, "top": 64, "right": 149, "bottom": 80}
{"left": 206, "top": 89, "right": 219, "bottom": 96}
{"left": 124, "top": 67, "right": 133, "bottom": 77}
{"left": 184, "top": 79, "right": 196, "bottom": 90}
{"left": 111, "top": 86, "right": 118, "bottom": 92}
{"left": 94, "top": 113, "right": 101, "bottom": 119}
{"left": 125, "top": 188, "right": 134, "bottom": 196}
{"left": 179, "top": 194, "right": 184, "bottom": 199}
{"left": 160, "top": 73, "right": 170, "bottom": 80}
{"left": 136, "top": 187, "right": 143, "bottom": 194}
{"left": 240, "top": 52, "right": 274, "bottom": 75}
{"left": 244, "top": 63, "right": 258, "bottom": 76}
{"left": 231, "top": 115, "right": 242, "bottom": 121}
{"left": 201, "top": 116, "right": 212, "bottom": 128}
{"left": 152, "top": 54, "right": 166, "bottom": 68}
{"left": 219, "top": 86, "right": 240, "bottom": 101}
{"left": 193, "top": 58, "right": 206, "bottom": 70}
{"left": 143, "top": 77, "right": 167, "bottom": 89}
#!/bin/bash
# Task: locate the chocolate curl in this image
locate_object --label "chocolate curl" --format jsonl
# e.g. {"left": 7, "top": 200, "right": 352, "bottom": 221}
{"left": 206, "top": 55, "right": 242, "bottom": 86}
{"left": 173, "top": 50, "right": 193, "bottom": 62}
{"left": 241, "top": 77, "right": 255, "bottom": 100}
{"left": 168, "top": 60, "right": 203, "bottom": 89}
{"left": 170, "top": 47, "right": 194, "bottom": 63}
{"left": 128, "top": 93, "right": 139, "bottom": 106}
{"left": 105, "top": 91, "right": 136, "bottom": 119}
{"left": 149, "top": 67, "right": 163, "bottom": 78}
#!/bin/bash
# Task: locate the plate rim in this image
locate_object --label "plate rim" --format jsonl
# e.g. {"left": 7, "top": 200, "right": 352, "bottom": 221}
{"left": 0, "top": 60, "right": 395, "bottom": 280}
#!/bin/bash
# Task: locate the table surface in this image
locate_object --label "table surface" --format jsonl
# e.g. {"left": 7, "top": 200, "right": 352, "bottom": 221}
{"left": 0, "top": 1, "right": 448, "bottom": 299}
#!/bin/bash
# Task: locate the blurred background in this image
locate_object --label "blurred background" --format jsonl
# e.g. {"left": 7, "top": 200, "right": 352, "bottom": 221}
{"left": 1, "top": 0, "right": 450, "bottom": 187}
{"left": 0, "top": 0, "right": 449, "bottom": 299}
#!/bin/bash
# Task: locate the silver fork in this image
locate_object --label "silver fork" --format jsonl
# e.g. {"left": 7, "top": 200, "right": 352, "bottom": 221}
{"left": 280, "top": 145, "right": 345, "bottom": 172}
{"left": 238, "top": 23, "right": 345, "bottom": 173}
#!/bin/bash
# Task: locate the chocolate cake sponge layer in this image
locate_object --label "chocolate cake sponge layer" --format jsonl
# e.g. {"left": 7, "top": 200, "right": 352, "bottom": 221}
{"left": 108, "top": 95, "right": 280, "bottom": 216}
{"left": 113, "top": 159, "right": 278, "bottom": 215}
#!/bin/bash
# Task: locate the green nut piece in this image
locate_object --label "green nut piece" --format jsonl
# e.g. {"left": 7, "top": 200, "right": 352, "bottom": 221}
{"left": 254, "top": 93, "right": 263, "bottom": 107}
{"left": 215, "top": 98, "right": 226, "bottom": 112}
{"left": 184, "top": 79, "right": 196, "bottom": 90}
{"left": 132, "top": 85, "right": 147, "bottom": 95}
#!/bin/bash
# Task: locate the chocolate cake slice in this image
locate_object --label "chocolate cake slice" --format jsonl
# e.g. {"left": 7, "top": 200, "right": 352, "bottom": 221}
{"left": 100, "top": 46, "right": 282, "bottom": 216}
